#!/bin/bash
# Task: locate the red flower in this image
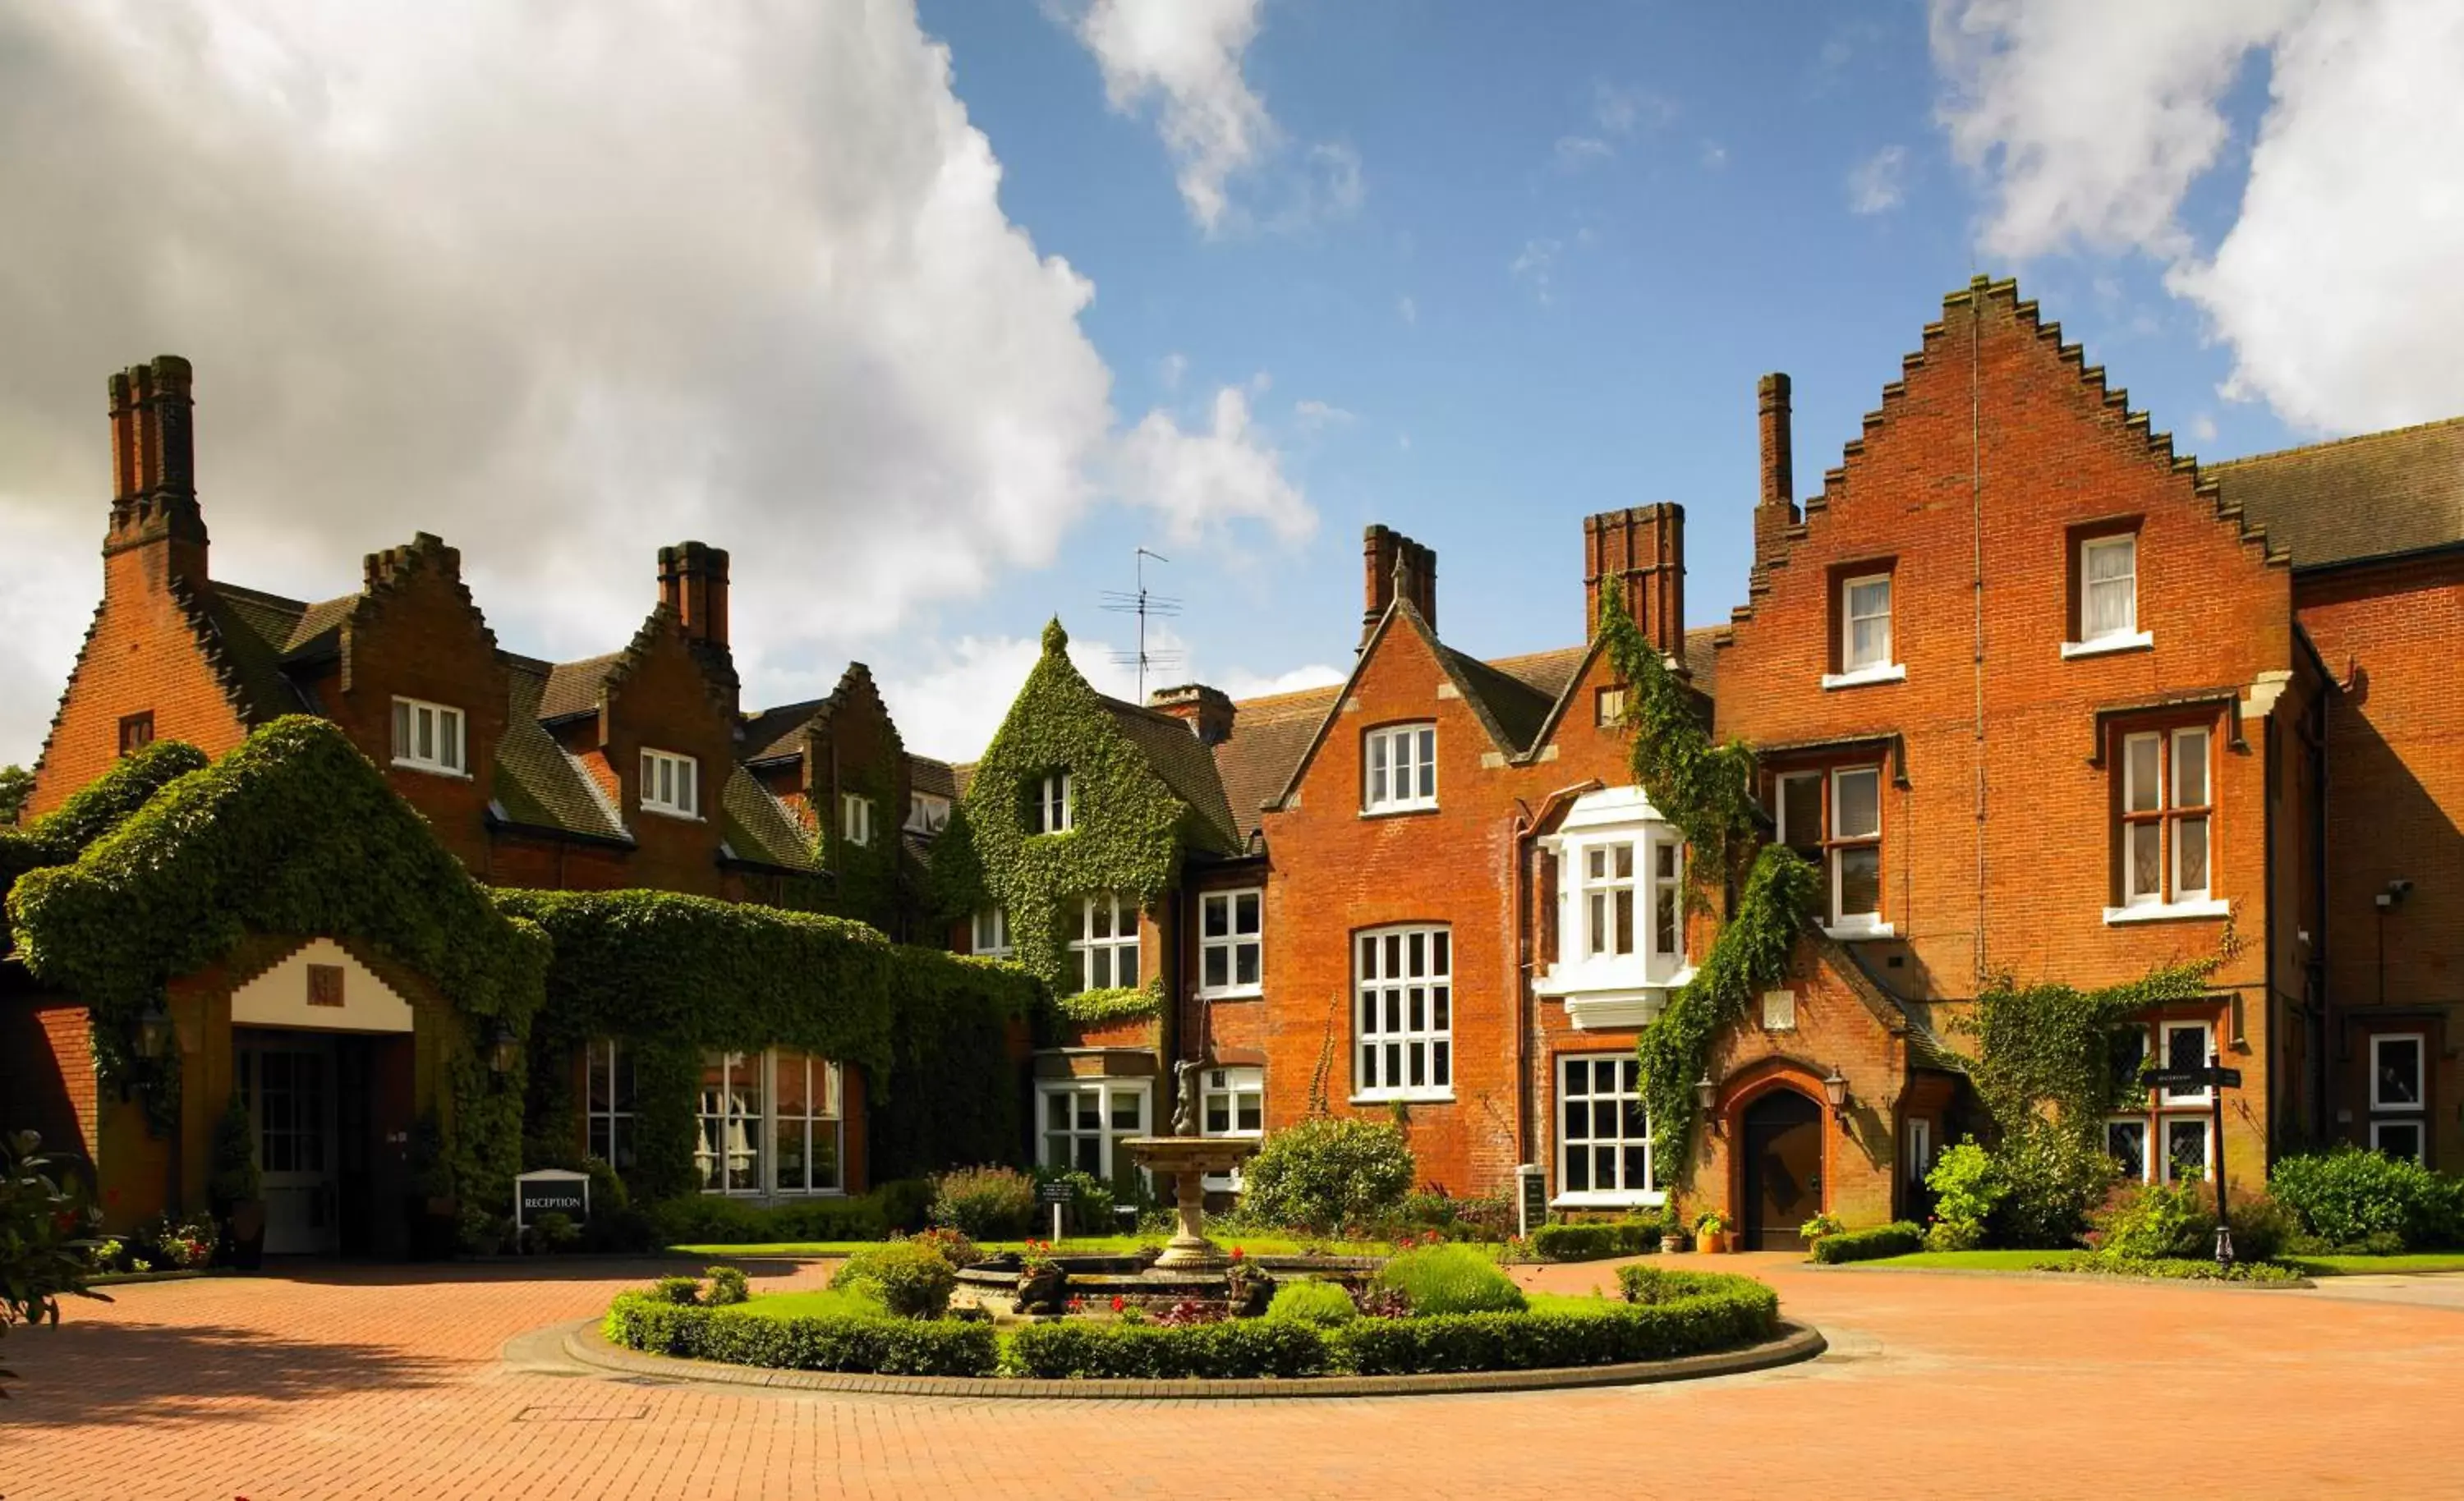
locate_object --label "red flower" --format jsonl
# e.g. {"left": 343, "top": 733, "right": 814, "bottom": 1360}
{"left": 1229, "top": 1246, "right": 1245, "bottom": 1261}
{"left": 1110, "top": 1295, "right": 1125, "bottom": 1312}
{"left": 1067, "top": 1297, "right": 1085, "bottom": 1311}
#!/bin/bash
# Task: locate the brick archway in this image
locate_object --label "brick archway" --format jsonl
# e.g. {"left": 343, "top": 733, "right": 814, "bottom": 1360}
{"left": 1715, "top": 1057, "right": 1837, "bottom": 1246}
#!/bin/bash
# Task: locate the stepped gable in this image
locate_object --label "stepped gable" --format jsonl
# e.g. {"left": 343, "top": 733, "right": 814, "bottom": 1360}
{"left": 2206, "top": 415, "right": 2464, "bottom": 570}
{"left": 1725, "top": 275, "right": 2286, "bottom": 635}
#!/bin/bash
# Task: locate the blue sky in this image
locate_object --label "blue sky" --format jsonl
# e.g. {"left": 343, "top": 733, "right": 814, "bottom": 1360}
{"left": 899, "top": 0, "right": 2301, "bottom": 724}
{"left": 1, "top": 2, "right": 2452, "bottom": 766}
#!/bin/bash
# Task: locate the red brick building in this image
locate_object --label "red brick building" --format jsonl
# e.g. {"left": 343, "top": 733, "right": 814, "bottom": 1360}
{"left": 3, "top": 356, "right": 953, "bottom": 1249}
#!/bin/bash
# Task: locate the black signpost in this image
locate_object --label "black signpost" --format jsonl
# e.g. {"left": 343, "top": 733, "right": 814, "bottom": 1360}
{"left": 2146, "top": 1057, "right": 2242, "bottom": 1267}
{"left": 1516, "top": 1164, "right": 1547, "bottom": 1239}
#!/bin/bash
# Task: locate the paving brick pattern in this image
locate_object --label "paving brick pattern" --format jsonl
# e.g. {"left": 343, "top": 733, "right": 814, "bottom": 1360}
{"left": 5, "top": 1252, "right": 2460, "bottom": 1499}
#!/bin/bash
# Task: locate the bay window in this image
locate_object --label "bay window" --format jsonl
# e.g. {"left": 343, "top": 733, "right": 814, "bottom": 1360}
{"left": 1355, "top": 925, "right": 1452, "bottom": 1100}
{"left": 1537, "top": 786, "right": 1691, "bottom": 1028}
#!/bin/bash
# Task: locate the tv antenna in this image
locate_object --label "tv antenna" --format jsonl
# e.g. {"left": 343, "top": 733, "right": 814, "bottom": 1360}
{"left": 1101, "top": 547, "right": 1182, "bottom": 700}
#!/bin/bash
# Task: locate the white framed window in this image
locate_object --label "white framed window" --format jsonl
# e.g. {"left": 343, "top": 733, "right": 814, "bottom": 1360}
{"left": 2158, "top": 1020, "right": 2216, "bottom": 1107}
{"left": 1355, "top": 925, "right": 1451, "bottom": 1100}
{"left": 2372, "top": 1119, "right": 2426, "bottom": 1164}
{"left": 972, "top": 907, "right": 1011, "bottom": 959}
{"left": 770, "top": 1051, "right": 844, "bottom": 1196}
{"left": 641, "top": 746, "right": 699, "bottom": 819}
{"left": 2117, "top": 727, "right": 2213, "bottom": 911}
{"left": 1779, "top": 765, "right": 1884, "bottom": 934}
{"left": 389, "top": 697, "right": 467, "bottom": 776}
{"left": 1198, "top": 888, "right": 1262, "bottom": 997}
{"left": 2162, "top": 1115, "right": 2212, "bottom": 1184}
{"left": 2080, "top": 534, "right": 2139, "bottom": 642}
{"left": 1363, "top": 723, "right": 1437, "bottom": 813}
{"left": 2371, "top": 1033, "right": 2425, "bottom": 1113}
{"left": 1039, "top": 1080, "right": 1149, "bottom": 1191}
{"left": 696, "top": 1049, "right": 844, "bottom": 1197}
{"left": 840, "top": 792, "right": 875, "bottom": 847}
{"left": 1031, "top": 772, "right": 1073, "bottom": 834}
{"left": 586, "top": 1039, "right": 636, "bottom": 1173}
{"left": 1596, "top": 686, "right": 1628, "bottom": 727}
{"left": 1842, "top": 573, "right": 1893, "bottom": 672}
{"left": 1538, "top": 787, "right": 1692, "bottom": 1022}
{"left": 1581, "top": 841, "right": 1639, "bottom": 959}
{"left": 1200, "top": 1065, "right": 1264, "bottom": 1191}
{"left": 1556, "top": 1053, "right": 1656, "bottom": 1204}
{"left": 1070, "top": 893, "right": 1140, "bottom": 993}
{"left": 906, "top": 792, "right": 951, "bottom": 835}
{"left": 696, "top": 1050, "right": 764, "bottom": 1194}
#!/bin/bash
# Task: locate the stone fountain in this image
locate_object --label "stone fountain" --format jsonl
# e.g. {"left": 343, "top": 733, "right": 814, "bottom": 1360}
{"left": 1121, "top": 1059, "right": 1258, "bottom": 1270}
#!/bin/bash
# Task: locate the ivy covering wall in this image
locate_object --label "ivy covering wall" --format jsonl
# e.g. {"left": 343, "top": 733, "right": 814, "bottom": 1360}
{"left": 499, "top": 888, "right": 1041, "bottom": 1197}
{"left": 6, "top": 718, "right": 549, "bottom": 1210}
{"left": 929, "top": 619, "right": 1191, "bottom": 1018}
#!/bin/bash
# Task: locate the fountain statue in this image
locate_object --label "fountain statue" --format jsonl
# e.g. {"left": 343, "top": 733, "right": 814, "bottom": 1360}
{"left": 1122, "top": 1058, "right": 1257, "bottom": 1270}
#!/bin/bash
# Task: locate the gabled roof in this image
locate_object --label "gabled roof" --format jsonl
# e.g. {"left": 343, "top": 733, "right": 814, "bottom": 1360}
{"left": 718, "top": 764, "right": 819, "bottom": 873}
{"left": 2207, "top": 414, "right": 2464, "bottom": 570}
{"left": 539, "top": 651, "right": 623, "bottom": 723}
{"left": 908, "top": 755, "right": 959, "bottom": 801}
{"left": 1096, "top": 695, "right": 1242, "bottom": 855}
{"left": 492, "top": 657, "right": 629, "bottom": 843}
{"left": 1211, "top": 684, "right": 1338, "bottom": 840}
{"left": 741, "top": 699, "right": 826, "bottom": 762}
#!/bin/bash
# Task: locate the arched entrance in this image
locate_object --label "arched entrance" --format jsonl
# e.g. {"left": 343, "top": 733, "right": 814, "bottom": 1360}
{"left": 1741, "top": 1089, "right": 1823, "bottom": 1250}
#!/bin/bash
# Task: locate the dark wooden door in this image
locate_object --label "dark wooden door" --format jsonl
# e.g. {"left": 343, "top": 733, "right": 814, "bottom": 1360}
{"left": 1742, "top": 1090, "right": 1823, "bottom": 1251}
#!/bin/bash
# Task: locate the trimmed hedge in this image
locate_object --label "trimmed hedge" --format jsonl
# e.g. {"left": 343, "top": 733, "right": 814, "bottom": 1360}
{"left": 646, "top": 1193, "right": 889, "bottom": 1246}
{"left": 1532, "top": 1218, "right": 1667, "bottom": 1263}
{"left": 1007, "top": 1319, "right": 1331, "bottom": 1379}
{"left": 603, "top": 1291, "right": 996, "bottom": 1376}
{"left": 1807, "top": 1222, "right": 1924, "bottom": 1265}
{"left": 2040, "top": 1253, "right": 2305, "bottom": 1285}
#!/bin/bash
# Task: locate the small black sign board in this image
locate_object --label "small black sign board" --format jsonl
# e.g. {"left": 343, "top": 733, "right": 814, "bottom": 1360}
{"left": 2148, "top": 1066, "right": 2242, "bottom": 1090}
{"left": 514, "top": 1169, "right": 590, "bottom": 1228}
{"left": 1037, "top": 1181, "right": 1076, "bottom": 1204}
{"left": 1517, "top": 1165, "right": 1548, "bottom": 1236}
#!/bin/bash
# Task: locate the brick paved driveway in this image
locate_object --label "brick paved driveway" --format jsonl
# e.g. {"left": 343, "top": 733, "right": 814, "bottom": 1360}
{"left": 4, "top": 1252, "right": 2459, "bottom": 1500}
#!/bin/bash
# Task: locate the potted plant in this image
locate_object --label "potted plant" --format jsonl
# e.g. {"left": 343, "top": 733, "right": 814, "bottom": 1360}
{"left": 1799, "top": 1210, "right": 1846, "bottom": 1248}
{"left": 1693, "top": 1210, "right": 1729, "bottom": 1255}
{"left": 208, "top": 1095, "right": 265, "bottom": 1270}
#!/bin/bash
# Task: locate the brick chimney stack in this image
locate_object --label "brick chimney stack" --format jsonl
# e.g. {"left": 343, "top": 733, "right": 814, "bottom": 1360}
{"left": 659, "top": 541, "right": 731, "bottom": 649}
{"left": 1149, "top": 683, "right": 1236, "bottom": 746}
{"left": 1583, "top": 504, "right": 1685, "bottom": 666}
{"left": 103, "top": 355, "right": 207, "bottom": 595}
{"left": 1754, "top": 372, "right": 1798, "bottom": 567}
{"left": 1362, "top": 524, "right": 1437, "bottom": 644}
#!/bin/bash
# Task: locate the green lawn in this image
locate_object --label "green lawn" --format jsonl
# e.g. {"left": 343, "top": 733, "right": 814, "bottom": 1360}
{"left": 2279, "top": 1253, "right": 2464, "bottom": 1277}
{"left": 1524, "top": 1291, "right": 1628, "bottom": 1314}
{"left": 724, "top": 1288, "right": 889, "bottom": 1321}
{"left": 1854, "top": 1250, "right": 2089, "bottom": 1271}
{"left": 1850, "top": 1248, "right": 2464, "bottom": 1278}
{"left": 668, "top": 1234, "right": 1399, "bottom": 1260}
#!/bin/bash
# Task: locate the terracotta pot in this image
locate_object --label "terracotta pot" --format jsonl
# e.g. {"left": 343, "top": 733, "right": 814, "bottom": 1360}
{"left": 1695, "top": 1231, "right": 1726, "bottom": 1254}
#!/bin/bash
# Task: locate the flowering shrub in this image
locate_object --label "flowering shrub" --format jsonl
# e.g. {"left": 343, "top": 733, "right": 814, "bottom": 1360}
{"left": 930, "top": 1165, "right": 1039, "bottom": 1239}
{"left": 906, "top": 1227, "right": 984, "bottom": 1273}
{"left": 1153, "top": 1299, "right": 1228, "bottom": 1327}
{"left": 1798, "top": 1211, "right": 1846, "bottom": 1244}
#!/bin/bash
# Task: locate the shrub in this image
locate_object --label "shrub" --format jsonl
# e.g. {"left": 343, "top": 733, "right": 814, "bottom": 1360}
{"left": 1007, "top": 1317, "right": 1330, "bottom": 1379}
{"left": 2049, "top": 1254, "right": 2305, "bottom": 1285}
{"left": 2091, "top": 1182, "right": 2210, "bottom": 1260}
{"left": 705, "top": 1265, "right": 750, "bottom": 1306}
{"left": 1924, "top": 1219, "right": 1985, "bottom": 1252}
{"left": 1373, "top": 1243, "right": 1525, "bottom": 1315}
{"left": 830, "top": 1241, "right": 958, "bottom": 1319}
{"left": 604, "top": 1292, "right": 996, "bottom": 1376}
{"left": 2269, "top": 1146, "right": 2460, "bottom": 1251}
{"left": 1389, "top": 1190, "right": 1514, "bottom": 1242}
{"left": 906, "top": 1227, "right": 984, "bottom": 1273}
{"left": 651, "top": 1274, "right": 703, "bottom": 1306}
{"left": 1031, "top": 1168, "right": 1118, "bottom": 1236}
{"left": 1988, "top": 1121, "right": 2116, "bottom": 1248}
{"left": 1333, "top": 1274, "right": 1777, "bottom": 1375}
{"left": 647, "top": 1193, "right": 889, "bottom": 1246}
{"left": 1806, "top": 1222, "right": 1924, "bottom": 1265}
{"left": 2226, "top": 1191, "right": 2299, "bottom": 1265}
{"left": 930, "top": 1165, "right": 1039, "bottom": 1240}
{"left": 1238, "top": 1118, "right": 1416, "bottom": 1233}
{"left": 207, "top": 1096, "right": 261, "bottom": 1211}
{"left": 577, "top": 1156, "right": 655, "bottom": 1252}
{"left": 871, "top": 1177, "right": 935, "bottom": 1234}
{"left": 1531, "top": 1217, "right": 1666, "bottom": 1263}
{"left": 1925, "top": 1137, "right": 2005, "bottom": 1241}
{"left": 1265, "top": 1280, "right": 1358, "bottom": 1327}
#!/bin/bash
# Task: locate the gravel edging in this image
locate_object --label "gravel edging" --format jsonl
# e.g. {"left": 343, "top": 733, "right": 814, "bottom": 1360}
{"left": 559, "top": 1318, "right": 1826, "bottom": 1400}
{"left": 1801, "top": 1262, "right": 2314, "bottom": 1291}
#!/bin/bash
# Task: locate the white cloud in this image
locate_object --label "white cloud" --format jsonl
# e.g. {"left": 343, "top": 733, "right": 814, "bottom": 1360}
{"left": 1554, "top": 82, "right": 1674, "bottom": 172}
{"left": 1510, "top": 238, "right": 1563, "bottom": 303}
{"left": 1218, "top": 663, "right": 1344, "bottom": 700}
{"left": 0, "top": 0, "right": 1312, "bottom": 766}
{"left": 2190, "top": 412, "right": 2219, "bottom": 443}
{"left": 1293, "top": 399, "right": 1354, "bottom": 433}
{"left": 1073, "top": 0, "right": 1359, "bottom": 235}
{"left": 1847, "top": 145, "right": 1909, "bottom": 214}
{"left": 1113, "top": 386, "right": 1313, "bottom": 547}
{"left": 1930, "top": 0, "right": 2464, "bottom": 433}
{"left": 1397, "top": 295, "right": 1418, "bottom": 325}
{"left": 1553, "top": 135, "right": 1615, "bottom": 171}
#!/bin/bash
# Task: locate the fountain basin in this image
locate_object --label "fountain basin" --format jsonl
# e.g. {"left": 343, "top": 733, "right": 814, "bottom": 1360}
{"left": 1122, "top": 1135, "right": 1261, "bottom": 1270}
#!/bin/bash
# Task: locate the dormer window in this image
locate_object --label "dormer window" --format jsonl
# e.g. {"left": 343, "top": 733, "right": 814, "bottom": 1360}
{"left": 1031, "top": 772, "right": 1073, "bottom": 834}
{"left": 841, "top": 792, "right": 875, "bottom": 847}
{"left": 390, "top": 697, "right": 466, "bottom": 776}
{"left": 640, "top": 747, "right": 699, "bottom": 819}
{"left": 907, "top": 792, "right": 950, "bottom": 834}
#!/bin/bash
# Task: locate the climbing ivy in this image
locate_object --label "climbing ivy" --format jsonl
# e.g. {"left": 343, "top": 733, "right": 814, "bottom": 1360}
{"left": 0, "top": 740, "right": 211, "bottom": 900}
{"left": 1050, "top": 978, "right": 1166, "bottom": 1028}
{"left": 1954, "top": 930, "right": 2237, "bottom": 1138}
{"left": 1595, "top": 590, "right": 1817, "bottom": 1165}
{"left": 498, "top": 888, "right": 1041, "bottom": 1198}
{"left": 930, "top": 619, "right": 1192, "bottom": 995}
{"left": 7, "top": 718, "right": 549, "bottom": 1216}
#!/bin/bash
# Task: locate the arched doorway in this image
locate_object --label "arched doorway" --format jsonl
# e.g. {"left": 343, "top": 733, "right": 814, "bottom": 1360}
{"left": 1741, "top": 1089, "right": 1823, "bottom": 1250}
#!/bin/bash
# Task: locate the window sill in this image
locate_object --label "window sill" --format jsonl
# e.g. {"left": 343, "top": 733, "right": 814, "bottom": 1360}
{"left": 1823, "top": 921, "right": 1896, "bottom": 940}
{"left": 1351, "top": 1091, "right": 1454, "bottom": 1106}
{"left": 1360, "top": 802, "right": 1439, "bottom": 819}
{"left": 640, "top": 805, "right": 703, "bottom": 824}
{"left": 2103, "top": 898, "right": 2229, "bottom": 925}
{"left": 1551, "top": 1190, "right": 1668, "bottom": 1210}
{"left": 1820, "top": 663, "right": 1905, "bottom": 691}
{"left": 1533, "top": 964, "right": 1693, "bottom": 998}
{"left": 2062, "top": 631, "right": 2154, "bottom": 659}
{"left": 391, "top": 760, "right": 472, "bottom": 781}
{"left": 1198, "top": 985, "right": 1264, "bottom": 1002}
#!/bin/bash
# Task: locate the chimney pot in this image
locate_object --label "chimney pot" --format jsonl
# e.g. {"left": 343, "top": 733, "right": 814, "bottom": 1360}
{"left": 1754, "top": 372, "right": 1797, "bottom": 567}
{"left": 1583, "top": 504, "right": 1685, "bottom": 664}
{"left": 1361, "top": 524, "right": 1437, "bottom": 644}
{"left": 659, "top": 540, "right": 731, "bottom": 650}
